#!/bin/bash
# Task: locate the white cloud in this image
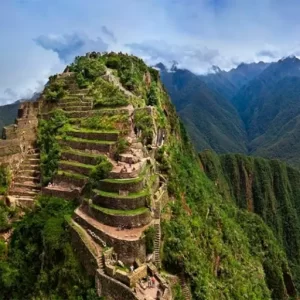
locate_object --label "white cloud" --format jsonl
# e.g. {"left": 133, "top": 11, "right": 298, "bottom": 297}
{"left": 2, "top": 0, "right": 300, "bottom": 104}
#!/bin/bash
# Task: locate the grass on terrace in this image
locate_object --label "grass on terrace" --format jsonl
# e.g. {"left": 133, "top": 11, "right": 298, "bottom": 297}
{"left": 100, "top": 176, "right": 143, "bottom": 184}
{"left": 93, "top": 189, "right": 149, "bottom": 199}
{"left": 57, "top": 170, "right": 88, "bottom": 180}
{"left": 59, "top": 160, "right": 94, "bottom": 169}
{"left": 91, "top": 204, "right": 149, "bottom": 216}
{"left": 56, "top": 136, "right": 115, "bottom": 145}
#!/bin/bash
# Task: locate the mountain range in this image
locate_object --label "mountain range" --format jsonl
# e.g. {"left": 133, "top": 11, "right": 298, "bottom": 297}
{"left": 157, "top": 56, "right": 300, "bottom": 168}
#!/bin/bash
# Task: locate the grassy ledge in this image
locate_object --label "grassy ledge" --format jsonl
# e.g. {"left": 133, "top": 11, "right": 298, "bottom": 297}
{"left": 91, "top": 204, "right": 149, "bottom": 216}
{"left": 93, "top": 189, "right": 149, "bottom": 199}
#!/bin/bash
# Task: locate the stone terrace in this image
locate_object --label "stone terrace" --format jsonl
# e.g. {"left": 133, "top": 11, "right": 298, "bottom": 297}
{"left": 41, "top": 71, "right": 171, "bottom": 299}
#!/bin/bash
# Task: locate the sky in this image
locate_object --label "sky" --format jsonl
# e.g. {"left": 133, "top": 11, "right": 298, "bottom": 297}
{"left": 1, "top": 0, "right": 300, "bottom": 104}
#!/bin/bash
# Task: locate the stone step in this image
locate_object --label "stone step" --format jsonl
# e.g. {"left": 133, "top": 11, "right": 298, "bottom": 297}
{"left": 9, "top": 188, "right": 39, "bottom": 197}
{"left": 82, "top": 202, "right": 151, "bottom": 229}
{"left": 24, "top": 158, "right": 40, "bottom": 164}
{"left": 61, "top": 150, "right": 99, "bottom": 166}
{"left": 12, "top": 196, "right": 35, "bottom": 208}
{"left": 20, "top": 170, "right": 41, "bottom": 177}
{"left": 26, "top": 153, "right": 40, "bottom": 158}
{"left": 98, "top": 177, "right": 144, "bottom": 193}
{"left": 20, "top": 164, "right": 40, "bottom": 171}
{"left": 14, "top": 176, "right": 40, "bottom": 184}
{"left": 13, "top": 182, "right": 40, "bottom": 189}
{"left": 92, "top": 189, "right": 149, "bottom": 210}
{"left": 66, "top": 130, "right": 119, "bottom": 142}
{"left": 57, "top": 137, "right": 114, "bottom": 153}
{"left": 59, "top": 160, "right": 94, "bottom": 177}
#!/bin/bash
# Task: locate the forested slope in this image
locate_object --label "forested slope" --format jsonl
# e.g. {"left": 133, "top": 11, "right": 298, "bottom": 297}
{"left": 199, "top": 150, "right": 300, "bottom": 295}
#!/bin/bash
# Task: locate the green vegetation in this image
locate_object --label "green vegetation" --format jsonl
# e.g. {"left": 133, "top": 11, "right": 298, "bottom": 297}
{"left": 147, "top": 82, "right": 159, "bottom": 106}
{"left": 38, "top": 109, "right": 68, "bottom": 185}
{"left": 69, "top": 55, "right": 106, "bottom": 88}
{"left": 134, "top": 109, "right": 153, "bottom": 144}
{"left": 94, "top": 189, "right": 148, "bottom": 199}
{"left": 101, "top": 176, "right": 143, "bottom": 184}
{"left": 144, "top": 226, "right": 155, "bottom": 254}
{"left": 89, "top": 78, "right": 128, "bottom": 108}
{"left": 0, "top": 196, "right": 98, "bottom": 299}
{"left": 91, "top": 204, "right": 149, "bottom": 216}
{"left": 199, "top": 150, "right": 300, "bottom": 293}
{"left": 57, "top": 135, "right": 115, "bottom": 145}
{"left": 89, "top": 155, "right": 113, "bottom": 187}
{"left": 0, "top": 165, "right": 10, "bottom": 195}
{"left": 57, "top": 170, "right": 88, "bottom": 180}
{"left": 44, "top": 76, "right": 68, "bottom": 102}
{"left": 0, "top": 202, "right": 12, "bottom": 232}
{"left": 79, "top": 111, "right": 128, "bottom": 132}
{"left": 113, "top": 137, "right": 129, "bottom": 160}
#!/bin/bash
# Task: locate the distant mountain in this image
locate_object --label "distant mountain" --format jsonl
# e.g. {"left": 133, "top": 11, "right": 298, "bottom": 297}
{"left": 0, "top": 92, "right": 41, "bottom": 134}
{"left": 0, "top": 101, "right": 20, "bottom": 134}
{"left": 157, "top": 64, "right": 247, "bottom": 153}
{"left": 201, "top": 61, "right": 269, "bottom": 100}
{"left": 158, "top": 57, "right": 300, "bottom": 168}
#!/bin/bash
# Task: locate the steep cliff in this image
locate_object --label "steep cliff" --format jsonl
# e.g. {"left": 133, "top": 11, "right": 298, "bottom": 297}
{"left": 199, "top": 150, "right": 300, "bottom": 294}
{"left": 0, "top": 53, "right": 297, "bottom": 300}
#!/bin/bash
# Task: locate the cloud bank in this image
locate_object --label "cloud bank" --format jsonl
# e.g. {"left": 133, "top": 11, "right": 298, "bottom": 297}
{"left": 2, "top": 0, "right": 300, "bottom": 103}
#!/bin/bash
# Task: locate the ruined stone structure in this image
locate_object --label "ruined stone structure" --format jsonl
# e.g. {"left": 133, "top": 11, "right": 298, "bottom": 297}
{"left": 0, "top": 101, "right": 41, "bottom": 207}
{"left": 38, "top": 72, "right": 172, "bottom": 299}
{"left": 0, "top": 69, "right": 172, "bottom": 299}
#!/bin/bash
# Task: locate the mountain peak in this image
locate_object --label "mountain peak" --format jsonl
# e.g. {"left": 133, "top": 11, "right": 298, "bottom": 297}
{"left": 155, "top": 62, "right": 167, "bottom": 72}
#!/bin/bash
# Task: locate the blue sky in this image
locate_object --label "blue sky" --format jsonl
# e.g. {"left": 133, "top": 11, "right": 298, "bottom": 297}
{"left": 1, "top": 0, "right": 300, "bottom": 104}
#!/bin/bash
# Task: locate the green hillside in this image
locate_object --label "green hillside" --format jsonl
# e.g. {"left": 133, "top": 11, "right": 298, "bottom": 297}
{"left": 159, "top": 67, "right": 247, "bottom": 153}
{"left": 199, "top": 150, "right": 300, "bottom": 294}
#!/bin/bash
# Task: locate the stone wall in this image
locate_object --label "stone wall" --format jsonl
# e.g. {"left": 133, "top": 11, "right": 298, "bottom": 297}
{"left": 58, "top": 139, "right": 112, "bottom": 152}
{"left": 96, "top": 271, "right": 138, "bottom": 300}
{"left": 85, "top": 204, "right": 151, "bottom": 228}
{"left": 42, "top": 186, "right": 81, "bottom": 201}
{"left": 0, "top": 101, "right": 39, "bottom": 173}
{"left": 61, "top": 151, "right": 98, "bottom": 165}
{"left": 69, "top": 220, "right": 98, "bottom": 276}
{"left": 92, "top": 192, "right": 149, "bottom": 210}
{"left": 59, "top": 162, "right": 92, "bottom": 176}
{"left": 74, "top": 211, "right": 147, "bottom": 264}
{"left": 98, "top": 178, "right": 144, "bottom": 193}
{"left": 54, "top": 173, "right": 88, "bottom": 187}
{"left": 66, "top": 131, "right": 118, "bottom": 141}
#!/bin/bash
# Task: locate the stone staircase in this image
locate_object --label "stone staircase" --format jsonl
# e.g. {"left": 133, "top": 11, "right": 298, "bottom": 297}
{"left": 154, "top": 220, "right": 161, "bottom": 268}
{"left": 8, "top": 148, "right": 41, "bottom": 207}
{"left": 180, "top": 274, "right": 192, "bottom": 300}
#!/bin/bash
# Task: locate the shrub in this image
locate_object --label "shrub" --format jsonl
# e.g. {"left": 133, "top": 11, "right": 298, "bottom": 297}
{"left": 144, "top": 226, "right": 155, "bottom": 254}
{"left": 147, "top": 82, "right": 159, "bottom": 106}
{"left": 44, "top": 78, "right": 67, "bottom": 102}
{"left": 113, "top": 138, "right": 129, "bottom": 160}
{"left": 89, "top": 156, "right": 113, "bottom": 187}
{"left": 90, "top": 78, "right": 128, "bottom": 108}
{"left": 38, "top": 110, "right": 68, "bottom": 185}
{"left": 0, "top": 166, "right": 10, "bottom": 195}
{"left": 134, "top": 109, "right": 153, "bottom": 145}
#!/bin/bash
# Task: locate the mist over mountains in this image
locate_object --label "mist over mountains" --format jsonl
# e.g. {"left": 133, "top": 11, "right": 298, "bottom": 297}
{"left": 157, "top": 56, "right": 300, "bottom": 168}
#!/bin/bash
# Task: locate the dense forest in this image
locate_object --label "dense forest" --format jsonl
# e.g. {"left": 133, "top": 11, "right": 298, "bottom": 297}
{"left": 199, "top": 150, "right": 300, "bottom": 294}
